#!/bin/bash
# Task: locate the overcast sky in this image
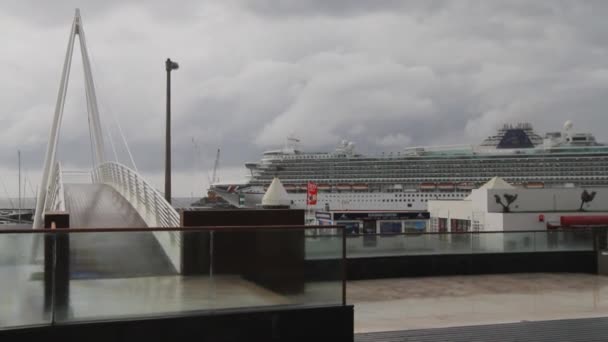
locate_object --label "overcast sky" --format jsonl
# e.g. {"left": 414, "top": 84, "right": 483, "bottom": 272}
{"left": 2, "top": 0, "right": 608, "bottom": 197}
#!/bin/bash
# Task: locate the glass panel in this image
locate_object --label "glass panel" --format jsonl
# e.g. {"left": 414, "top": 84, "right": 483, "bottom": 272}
{"left": 404, "top": 233, "right": 438, "bottom": 254}
{"left": 379, "top": 221, "right": 402, "bottom": 234}
{"left": 0, "top": 232, "right": 49, "bottom": 328}
{"left": 535, "top": 230, "right": 594, "bottom": 252}
{"left": 61, "top": 230, "right": 210, "bottom": 322}
{"left": 305, "top": 233, "right": 342, "bottom": 260}
{"left": 471, "top": 232, "right": 505, "bottom": 253}
{"left": 344, "top": 234, "right": 404, "bottom": 258}
{"left": 445, "top": 233, "right": 473, "bottom": 254}
{"left": 307, "top": 229, "right": 596, "bottom": 259}
{"left": 403, "top": 220, "right": 426, "bottom": 233}
{"left": 212, "top": 227, "right": 343, "bottom": 310}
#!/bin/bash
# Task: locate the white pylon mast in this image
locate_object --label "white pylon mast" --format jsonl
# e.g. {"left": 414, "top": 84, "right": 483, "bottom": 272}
{"left": 34, "top": 9, "right": 105, "bottom": 228}
{"left": 76, "top": 9, "right": 105, "bottom": 164}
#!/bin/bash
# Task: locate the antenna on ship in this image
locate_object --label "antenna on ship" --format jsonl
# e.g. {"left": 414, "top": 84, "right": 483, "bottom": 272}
{"left": 285, "top": 134, "right": 300, "bottom": 152}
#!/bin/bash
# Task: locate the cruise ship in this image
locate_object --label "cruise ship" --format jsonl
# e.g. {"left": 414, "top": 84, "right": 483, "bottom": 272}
{"left": 211, "top": 121, "right": 608, "bottom": 211}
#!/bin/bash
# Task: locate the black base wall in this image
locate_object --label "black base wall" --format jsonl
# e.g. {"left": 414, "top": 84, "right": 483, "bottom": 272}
{"left": 307, "top": 252, "right": 596, "bottom": 280}
{"left": 0, "top": 305, "right": 353, "bottom": 342}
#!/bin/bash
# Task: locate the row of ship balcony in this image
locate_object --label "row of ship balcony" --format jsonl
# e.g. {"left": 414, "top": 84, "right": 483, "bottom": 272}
{"left": 259, "top": 154, "right": 608, "bottom": 167}
{"left": 254, "top": 180, "right": 599, "bottom": 192}
{"left": 256, "top": 167, "right": 608, "bottom": 173}
{"left": 257, "top": 160, "right": 608, "bottom": 169}
{"left": 257, "top": 161, "right": 608, "bottom": 170}
{"left": 254, "top": 175, "right": 608, "bottom": 182}
{"left": 252, "top": 176, "right": 608, "bottom": 190}
{"left": 255, "top": 170, "right": 608, "bottom": 179}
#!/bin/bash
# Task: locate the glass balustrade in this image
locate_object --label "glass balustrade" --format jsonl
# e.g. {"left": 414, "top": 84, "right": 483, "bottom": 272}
{"left": 0, "top": 226, "right": 345, "bottom": 329}
{"left": 305, "top": 229, "right": 595, "bottom": 260}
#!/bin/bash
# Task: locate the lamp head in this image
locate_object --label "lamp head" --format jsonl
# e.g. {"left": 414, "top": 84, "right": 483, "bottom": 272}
{"left": 166, "top": 58, "right": 179, "bottom": 71}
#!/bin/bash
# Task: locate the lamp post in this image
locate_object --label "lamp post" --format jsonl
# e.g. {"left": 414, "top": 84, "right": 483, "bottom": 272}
{"left": 165, "top": 58, "right": 179, "bottom": 204}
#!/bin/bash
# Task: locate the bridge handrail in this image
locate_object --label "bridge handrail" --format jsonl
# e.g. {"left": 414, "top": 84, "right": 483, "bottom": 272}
{"left": 33, "top": 162, "right": 65, "bottom": 228}
{"left": 92, "top": 161, "right": 182, "bottom": 271}
{"left": 92, "top": 161, "right": 180, "bottom": 238}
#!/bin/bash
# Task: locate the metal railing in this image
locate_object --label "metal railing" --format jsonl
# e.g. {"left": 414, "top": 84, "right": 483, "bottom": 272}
{"left": 92, "top": 162, "right": 180, "bottom": 228}
{"left": 92, "top": 161, "right": 181, "bottom": 271}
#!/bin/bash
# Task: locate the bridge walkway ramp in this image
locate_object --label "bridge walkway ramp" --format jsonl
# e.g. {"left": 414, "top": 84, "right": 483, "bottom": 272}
{"left": 64, "top": 184, "right": 176, "bottom": 278}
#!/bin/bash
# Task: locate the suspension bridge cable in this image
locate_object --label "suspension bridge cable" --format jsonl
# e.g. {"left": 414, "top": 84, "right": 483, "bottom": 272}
{"left": 24, "top": 174, "right": 37, "bottom": 198}
{"left": 0, "top": 178, "right": 15, "bottom": 209}
{"left": 86, "top": 41, "right": 139, "bottom": 172}
{"left": 114, "top": 115, "right": 139, "bottom": 173}
{"left": 106, "top": 122, "right": 119, "bottom": 162}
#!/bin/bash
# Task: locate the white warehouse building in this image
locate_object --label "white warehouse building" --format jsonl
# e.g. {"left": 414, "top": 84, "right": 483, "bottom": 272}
{"left": 428, "top": 177, "right": 608, "bottom": 232}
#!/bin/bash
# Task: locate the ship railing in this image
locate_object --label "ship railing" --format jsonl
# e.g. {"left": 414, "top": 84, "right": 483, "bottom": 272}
{"left": 92, "top": 162, "right": 181, "bottom": 271}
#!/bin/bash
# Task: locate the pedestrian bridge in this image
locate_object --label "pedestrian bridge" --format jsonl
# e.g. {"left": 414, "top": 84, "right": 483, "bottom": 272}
{"left": 31, "top": 10, "right": 181, "bottom": 272}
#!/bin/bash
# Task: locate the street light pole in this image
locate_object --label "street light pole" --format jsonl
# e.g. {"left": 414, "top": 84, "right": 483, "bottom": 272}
{"left": 165, "top": 58, "right": 179, "bottom": 204}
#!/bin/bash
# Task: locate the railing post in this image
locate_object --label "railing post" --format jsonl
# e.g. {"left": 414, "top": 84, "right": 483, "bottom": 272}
{"left": 44, "top": 212, "right": 70, "bottom": 321}
{"left": 134, "top": 177, "right": 140, "bottom": 210}
{"left": 143, "top": 182, "right": 149, "bottom": 218}
{"left": 124, "top": 169, "right": 129, "bottom": 200}
{"left": 153, "top": 193, "right": 159, "bottom": 226}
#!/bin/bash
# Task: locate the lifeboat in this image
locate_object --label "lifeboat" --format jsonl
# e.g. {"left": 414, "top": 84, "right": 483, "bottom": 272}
{"left": 317, "top": 184, "right": 331, "bottom": 191}
{"left": 419, "top": 182, "right": 436, "bottom": 190}
{"left": 298, "top": 184, "right": 308, "bottom": 191}
{"left": 283, "top": 184, "right": 296, "bottom": 191}
{"left": 336, "top": 184, "right": 352, "bottom": 191}
{"left": 456, "top": 182, "right": 476, "bottom": 190}
{"left": 352, "top": 184, "right": 369, "bottom": 190}
{"left": 525, "top": 182, "right": 544, "bottom": 189}
{"left": 438, "top": 183, "right": 455, "bottom": 190}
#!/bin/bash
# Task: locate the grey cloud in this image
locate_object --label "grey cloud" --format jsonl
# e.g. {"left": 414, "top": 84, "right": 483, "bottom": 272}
{"left": 2, "top": 1, "right": 608, "bottom": 196}
{"left": 1, "top": 1, "right": 205, "bottom": 27}
{"left": 238, "top": 0, "right": 449, "bottom": 17}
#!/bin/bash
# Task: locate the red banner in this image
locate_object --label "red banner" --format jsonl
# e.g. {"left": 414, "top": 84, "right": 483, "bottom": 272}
{"left": 307, "top": 181, "right": 318, "bottom": 205}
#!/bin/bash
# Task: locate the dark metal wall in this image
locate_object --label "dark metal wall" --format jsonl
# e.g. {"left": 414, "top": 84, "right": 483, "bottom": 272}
{"left": 307, "top": 251, "right": 596, "bottom": 280}
{"left": 0, "top": 305, "right": 354, "bottom": 342}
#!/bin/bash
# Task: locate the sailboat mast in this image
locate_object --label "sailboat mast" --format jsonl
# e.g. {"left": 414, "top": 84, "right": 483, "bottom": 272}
{"left": 18, "top": 150, "right": 21, "bottom": 224}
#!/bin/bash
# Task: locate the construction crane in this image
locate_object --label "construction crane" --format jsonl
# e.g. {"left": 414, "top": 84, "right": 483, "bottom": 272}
{"left": 205, "top": 148, "right": 221, "bottom": 203}
{"left": 211, "top": 148, "right": 220, "bottom": 185}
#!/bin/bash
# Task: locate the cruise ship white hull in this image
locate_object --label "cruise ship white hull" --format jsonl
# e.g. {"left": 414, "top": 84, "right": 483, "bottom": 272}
{"left": 214, "top": 186, "right": 469, "bottom": 211}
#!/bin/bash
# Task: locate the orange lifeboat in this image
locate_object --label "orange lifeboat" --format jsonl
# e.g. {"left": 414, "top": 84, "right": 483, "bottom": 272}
{"left": 456, "top": 182, "right": 475, "bottom": 190}
{"left": 317, "top": 184, "right": 331, "bottom": 191}
{"left": 525, "top": 182, "right": 544, "bottom": 189}
{"left": 336, "top": 184, "right": 352, "bottom": 191}
{"left": 352, "top": 184, "right": 369, "bottom": 190}
{"left": 438, "top": 183, "right": 455, "bottom": 190}
{"left": 419, "top": 182, "right": 436, "bottom": 190}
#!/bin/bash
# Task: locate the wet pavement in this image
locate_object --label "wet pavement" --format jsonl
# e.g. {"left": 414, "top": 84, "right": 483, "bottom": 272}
{"left": 350, "top": 273, "right": 608, "bottom": 333}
